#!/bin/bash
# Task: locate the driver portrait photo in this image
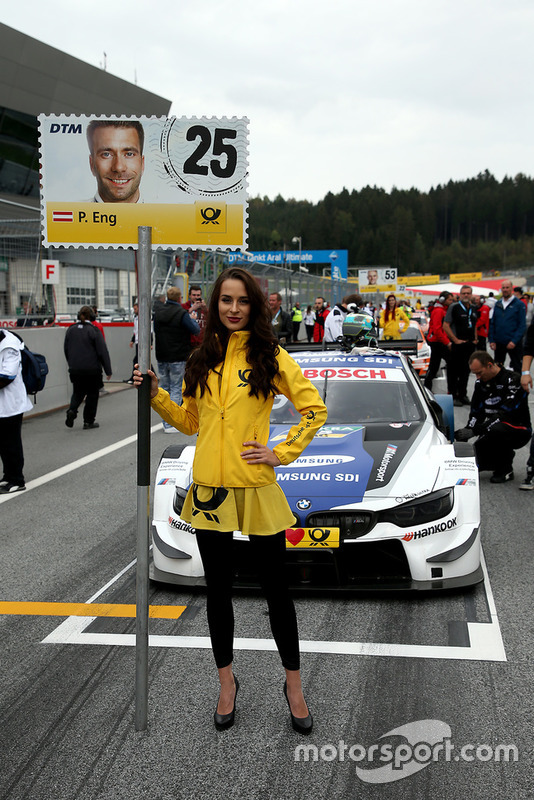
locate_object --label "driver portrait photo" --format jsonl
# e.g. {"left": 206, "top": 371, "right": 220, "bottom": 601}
{"left": 366, "top": 269, "right": 378, "bottom": 286}
{"left": 87, "top": 120, "right": 145, "bottom": 203}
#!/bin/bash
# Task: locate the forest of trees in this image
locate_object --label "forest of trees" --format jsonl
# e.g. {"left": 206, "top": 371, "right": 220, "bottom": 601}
{"left": 248, "top": 170, "right": 534, "bottom": 275}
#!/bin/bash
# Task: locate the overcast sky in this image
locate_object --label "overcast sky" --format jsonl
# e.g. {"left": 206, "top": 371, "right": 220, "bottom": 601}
{"left": 5, "top": 0, "right": 534, "bottom": 203}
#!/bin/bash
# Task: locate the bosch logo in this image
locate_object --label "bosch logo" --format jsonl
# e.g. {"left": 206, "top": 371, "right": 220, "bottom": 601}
{"left": 296, "top": 499, "right": 311, "bottom": 510}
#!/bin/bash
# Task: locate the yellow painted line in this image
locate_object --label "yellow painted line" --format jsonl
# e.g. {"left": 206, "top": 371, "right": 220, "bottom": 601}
{"left": 0, "top": 601, "right": 186, "bottom": 620}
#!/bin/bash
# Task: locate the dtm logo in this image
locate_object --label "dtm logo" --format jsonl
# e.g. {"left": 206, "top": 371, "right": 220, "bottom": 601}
{"left": 50, "top": 123, "right": 82, "bottom": 134}
{"left": 296, "top": 498, "right": 312, "bottom": 510}
{"left": 403, "top": 518, "right": 457, "bottom": 541}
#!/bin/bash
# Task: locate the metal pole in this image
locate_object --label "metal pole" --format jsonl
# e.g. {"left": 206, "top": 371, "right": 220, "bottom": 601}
{"left": 135, "top": 225, "right": 152, "bottom": 731}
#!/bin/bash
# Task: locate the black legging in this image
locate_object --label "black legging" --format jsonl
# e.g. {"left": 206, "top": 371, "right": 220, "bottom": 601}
{"left": 195, "top": 529, "right": 300, "bottom": 671}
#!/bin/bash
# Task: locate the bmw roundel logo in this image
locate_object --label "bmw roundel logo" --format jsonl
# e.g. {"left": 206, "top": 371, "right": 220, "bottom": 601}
{"left": 296, "top": 498, "right": 312, "bottom": 511}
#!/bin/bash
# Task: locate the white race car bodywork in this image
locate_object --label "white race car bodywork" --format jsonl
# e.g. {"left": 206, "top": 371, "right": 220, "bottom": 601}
{"left": 151, "top": 349, "right": 482, "bottom": 591}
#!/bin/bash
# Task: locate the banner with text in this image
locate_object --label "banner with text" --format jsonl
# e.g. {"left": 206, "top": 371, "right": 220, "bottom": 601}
{"left": 227, "top": 250, "right": 348, "bottom": 280}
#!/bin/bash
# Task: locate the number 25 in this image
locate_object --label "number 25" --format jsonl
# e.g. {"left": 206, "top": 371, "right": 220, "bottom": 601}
{"left": 183, "top": 126, "right": 238, "bottom": 179}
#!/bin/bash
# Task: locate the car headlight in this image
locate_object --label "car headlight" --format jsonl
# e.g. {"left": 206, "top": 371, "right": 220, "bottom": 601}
{"left": 173, "top": 486, "right": 188, "bottom": 515}
{"left": 378, "top": 488, "right": 454, "bottom": 528}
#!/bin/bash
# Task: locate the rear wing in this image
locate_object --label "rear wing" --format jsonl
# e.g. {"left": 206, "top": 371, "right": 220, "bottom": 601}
{"left": 282, "top": 338, "right": 419, "bottom": 356}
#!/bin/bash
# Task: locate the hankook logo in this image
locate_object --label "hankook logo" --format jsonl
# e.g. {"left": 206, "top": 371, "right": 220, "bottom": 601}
{"left": 402, "top": 517, "right": 457, "bottom": 541}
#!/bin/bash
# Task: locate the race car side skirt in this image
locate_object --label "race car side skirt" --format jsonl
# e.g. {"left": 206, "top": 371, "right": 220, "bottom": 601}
{"left": 426, "top": 526, "right": 480, "bottom": 563}
{"left": 152, "top": 526, "right": 192, "bottom": 560}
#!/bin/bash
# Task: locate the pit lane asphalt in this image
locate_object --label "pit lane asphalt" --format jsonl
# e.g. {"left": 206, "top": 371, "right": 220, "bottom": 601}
{"left": 1, "top": 381, "right": 533, "bottom": 800}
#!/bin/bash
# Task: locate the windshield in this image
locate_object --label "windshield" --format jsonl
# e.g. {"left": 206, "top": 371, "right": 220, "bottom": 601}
{"left": 271, "top": 376, "right": 425, "bottom": 424}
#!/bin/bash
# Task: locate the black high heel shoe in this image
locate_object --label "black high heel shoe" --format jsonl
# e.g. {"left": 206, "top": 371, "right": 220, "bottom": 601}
{"left": 283, "top": 680, "right": 313, "bottom": 735}
{"left": 214, "top": 676, "right": 239, "bottom": 731}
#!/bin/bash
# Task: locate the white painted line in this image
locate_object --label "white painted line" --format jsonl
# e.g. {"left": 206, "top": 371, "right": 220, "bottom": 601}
{"left": 42, "top": 547, "right": 507, "bottom": 662}
{"left": 86, "top": 558, "right": 138, "bottom": 603}
{"left": 42, "top": 557, "right": 139, "bottom": 644}
{"left": 42, "top": 631, "right": 506, "bottom": 662}
{"left": 0, "top": 423, "right": 163, "bottom": 503}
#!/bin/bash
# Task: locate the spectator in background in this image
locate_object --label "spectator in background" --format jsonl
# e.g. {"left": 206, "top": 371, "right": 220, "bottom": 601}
{"left": 424, "top": 291, "right": 453, "bottom": 393}
{"left": 124, "top": 302, "right": 139, "bottom": 384}
{"left": 489, "top": 279, "right": 526, "bottom": 373}
{"left": 485, "top": 292, "right": 496, "bottom": 311}
{"left": 324, "top": 294, "right": 362, "bottom": 342}
{"left": 153, "top": 287, "right": 200, "bottom": 433}
{"left": 378, "top": 294, "right": 410, "bottom": 340}
{"left": 475, "top": 295, "right": 490, "bottom": 351}
{"left": 513, "top": 286, "right": 529, "bottom": 312}
{"left": 183, "top": 284, "right": 208, "bottom": 346}
{"left": 0, "top": 329, "right": 33, "bottom": 493}
{"left": 64, "top": 306, "right": 112, "bottom": 430}
{"left": 456, "top": 351, "right": 531, "bottom": 483}
{"left": 519, "top": 320, "right": 534, "bottom": 490}
{"left": 313, "top": 296, "right": 329, "bottom": 342}
{"left": 303, "top": 305, "right": 315, "bottom": 343}
{"left": 269, "top": 292, "right": 292, "bottom": 342}
{"left": 16, "top": 301, "right": 34, "bottom": 328}
{"left": 525, "top": 295, "right": 534, "bottom": 328}
{"left": 443, "top": 284, "right": 478, "bottom": 407}
{"left": 291, "top": 302, "right": 303, "bottom": 342}
{"left": 91, "top": 306, "right": 106, "bottom": 339}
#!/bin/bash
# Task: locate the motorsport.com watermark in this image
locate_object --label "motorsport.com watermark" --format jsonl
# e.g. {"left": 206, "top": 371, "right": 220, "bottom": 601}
{"left": 293, "top": 721, "right": 518, "bottom": 784}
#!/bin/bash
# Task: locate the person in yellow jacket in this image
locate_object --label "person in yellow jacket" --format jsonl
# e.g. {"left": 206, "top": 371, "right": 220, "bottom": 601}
{"left": 291, "top": 301, "right": 303, "bottom": 342}
{"left": 379, "top": 294, "right": 410, "bottom": 340}
{"left": 134, "top": 267, "right": 327, "bottom": 735}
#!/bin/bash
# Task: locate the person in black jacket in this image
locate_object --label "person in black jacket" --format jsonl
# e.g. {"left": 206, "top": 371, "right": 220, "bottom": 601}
{"left": 64, "top": 306, "right": 112, "bottom": 429}
{"left": 268, "top": 292, "right": 292, "bottom": 342}
{"left": 519, "top": 321, "right": 534, "bottom": 489}
{"left": 455, "top": 351, "right": 532, "bottom": 483}
{"left": 153, "top": 287, "right": 200, "bottom": 433}
{"left": 443, "top": 285, "right": 478, "bottom": 406}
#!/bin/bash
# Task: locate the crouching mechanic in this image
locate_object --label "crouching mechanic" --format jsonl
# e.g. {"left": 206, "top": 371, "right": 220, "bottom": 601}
{"left": 455, "top": 351, "right": 532, "bottom": 483}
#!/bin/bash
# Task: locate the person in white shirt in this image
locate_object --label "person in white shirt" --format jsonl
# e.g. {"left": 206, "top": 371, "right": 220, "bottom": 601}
{"left": 323, "top": 294, "right": 362, "bottom": 342}
{"left": 0, "top": 330, "right": 33, "bottom": 493}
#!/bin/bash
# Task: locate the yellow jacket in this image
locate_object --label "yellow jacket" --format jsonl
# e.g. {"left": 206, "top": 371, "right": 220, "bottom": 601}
{"left": 379, "top": 307, "right": 410, "bottom": 339}
{"left": 151, "top": 330, "right": 327, "bottom": 488}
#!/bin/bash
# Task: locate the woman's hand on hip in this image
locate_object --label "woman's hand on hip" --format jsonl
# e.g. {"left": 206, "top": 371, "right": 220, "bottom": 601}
{"left": 241, "top": 441, "right": 281, "bottom": 466}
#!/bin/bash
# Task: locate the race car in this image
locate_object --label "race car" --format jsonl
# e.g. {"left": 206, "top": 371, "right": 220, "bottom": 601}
{"left": 151, "top": 344, "right": 482, "bottom": 591}
{"left": 400, "top": 320, "right": 431, "bottom": 377}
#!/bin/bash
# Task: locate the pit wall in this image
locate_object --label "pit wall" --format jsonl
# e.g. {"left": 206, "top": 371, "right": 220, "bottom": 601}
{"left": 12, "top": 323, "right": 135, "bottom": 418}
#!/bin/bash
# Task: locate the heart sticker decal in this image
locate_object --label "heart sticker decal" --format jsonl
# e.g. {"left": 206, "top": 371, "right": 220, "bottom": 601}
{"left": 286, "top": 528, "right": 305, "bottom": 546}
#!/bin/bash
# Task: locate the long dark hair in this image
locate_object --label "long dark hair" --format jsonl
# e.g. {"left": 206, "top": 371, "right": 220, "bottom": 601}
{"left": 183, "top": 267, "right": 280, "bottom": 399}
{"left": 384, "top": 294, "right": 397, "bottom": 323}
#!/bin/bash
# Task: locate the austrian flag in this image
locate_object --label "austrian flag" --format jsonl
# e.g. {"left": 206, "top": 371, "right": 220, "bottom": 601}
{"left": 52, "top": 211, "right": 74, "bottom": 223}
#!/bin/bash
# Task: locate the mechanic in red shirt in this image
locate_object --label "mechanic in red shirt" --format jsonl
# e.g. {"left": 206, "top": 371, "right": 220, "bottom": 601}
{"left": 423, "top": 291, "right": 453, "bottom": 393}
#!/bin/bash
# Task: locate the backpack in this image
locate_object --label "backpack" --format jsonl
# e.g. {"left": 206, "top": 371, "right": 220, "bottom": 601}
{"left": 11, "top": 333, "right": 49, "bottom": 401}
